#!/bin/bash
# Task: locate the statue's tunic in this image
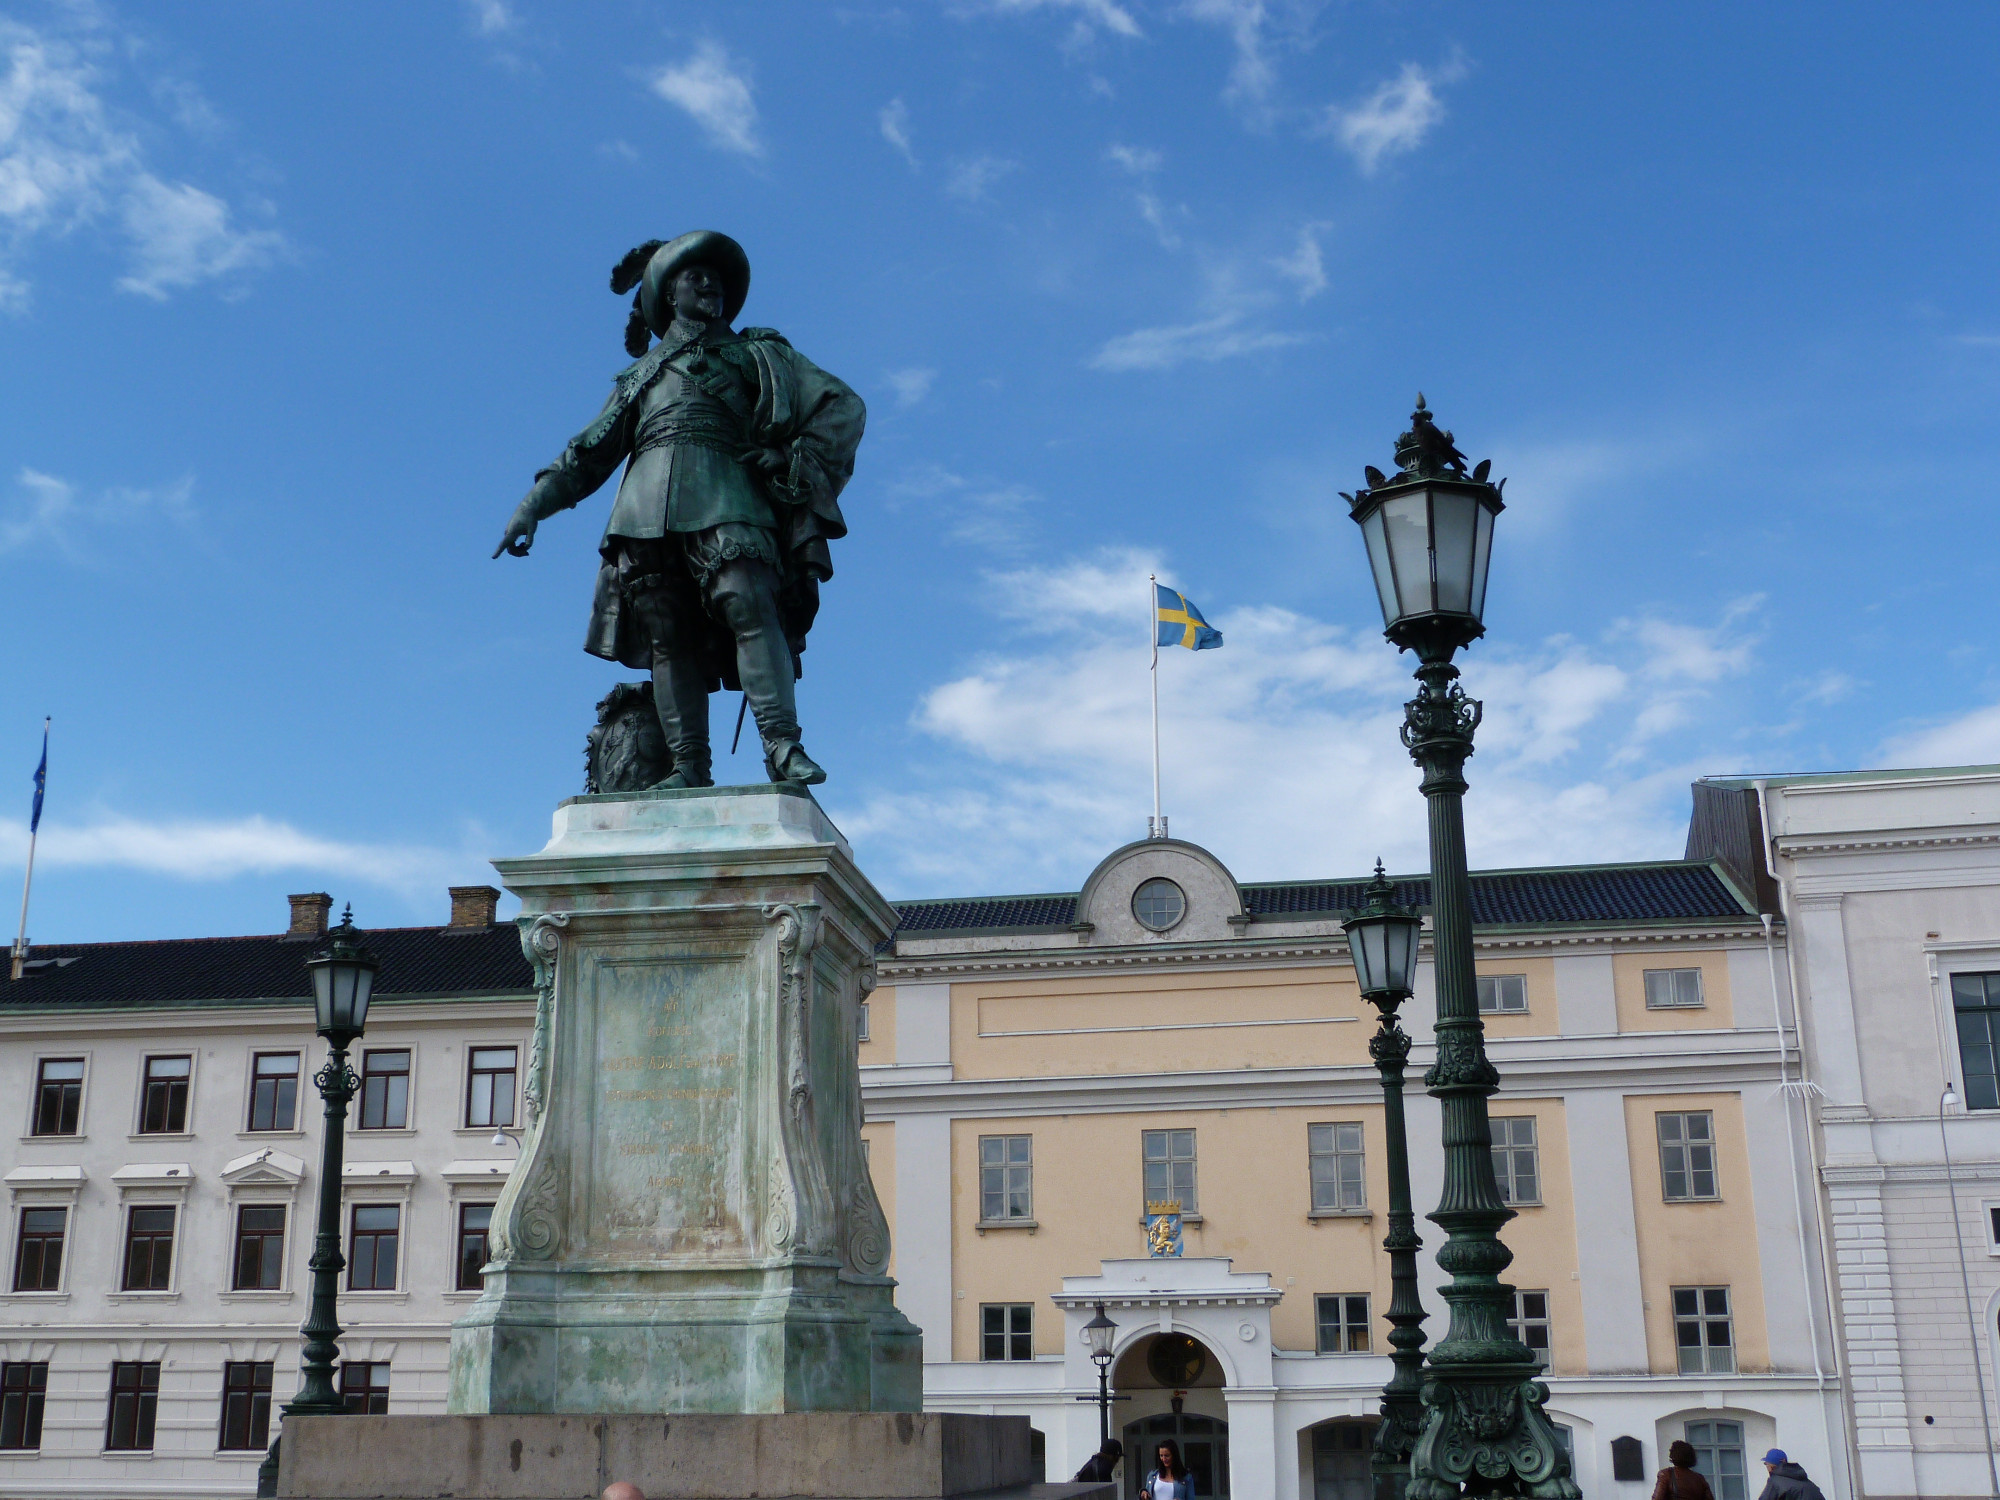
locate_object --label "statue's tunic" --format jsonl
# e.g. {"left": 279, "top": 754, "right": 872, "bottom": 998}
{"left": 518, "top": 328, "right": 864, "bottom": 675}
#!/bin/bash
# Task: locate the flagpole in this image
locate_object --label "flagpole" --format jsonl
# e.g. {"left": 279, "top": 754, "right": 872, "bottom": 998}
{"left": 11, "top": 718, "right": 47, "bottom": 983}
{"left": 1148, "top": 575, "right": 1162, "bottom": 840}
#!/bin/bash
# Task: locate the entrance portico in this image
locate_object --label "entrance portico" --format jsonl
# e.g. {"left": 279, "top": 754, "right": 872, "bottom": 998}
{"left": 1055, "top": 1258, "right": 1281, "bottom": 1495}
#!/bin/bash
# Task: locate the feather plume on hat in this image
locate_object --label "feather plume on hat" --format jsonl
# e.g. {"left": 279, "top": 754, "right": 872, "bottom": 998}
{"left": 611, "top": 239, "right": 666, "bottom": 358}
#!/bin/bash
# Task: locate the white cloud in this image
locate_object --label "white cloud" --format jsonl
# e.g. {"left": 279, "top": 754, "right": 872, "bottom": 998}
{"left": 1089, "top": 311, "right": 1307, "bottom": 372}
{"left": 979, "top": 0, "right": 1143, "bottom": 41}
{"left": 1272, "top": 222, "right": 1325, "bottom": 298}
{"left": 0, "top": 810, "right": 474, "bottom": 899}
{"left": 1105, "top": 143, "right": 1163, "bottom": 175}
{"left": 1329, "top": 59, "right": 1463, "bottom": 174}
{"left": 1104, "top": 143, "right": 1181, "bottom": 248}
{"left": 464, "top": 0, "right": 519, "bottom": 34}
{"left": 650, "top": 41, "right": 762, "bottom": 158}
{"left": 879, "top": 98, "right": 917, "bottom": 168}
{"left": 885, "top": 463, "right": 1039, "bottom": 548}
{"left": 0, "top": 467, "right": 194, "bottom": 556}
{"left": 1180, "top": 0, "right": 1279, "bottom": 123}
{"left": 1880, "top": 703, "right": 2000, "bottom": 770}
{"left": 0, "top": 19, "right": 284, "bottom": 304}
{"left": 945, "top": 154, "right": 1019, "bottom": 202}
{"left": 116, "top": 173, "right": 282, "bottom": 299}
{"left": 885, "top": 367, "right": 936, "bottom": 407}
{"left": 833, "top": 551, "right": 1743, "bottom": 896}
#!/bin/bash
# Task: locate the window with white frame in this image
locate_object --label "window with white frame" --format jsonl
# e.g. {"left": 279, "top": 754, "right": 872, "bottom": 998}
{"left": 248, "top": 1052, "right": 300, "bottom": 1132}
{"left": 347, "top": 1204, "right": 401, "bottom": 1290}
{"left": 1657, "top": 1111, "right": 1719, "bottom": 1201}
{"left": 359, "top": 1050, "right": 411, "bottom": 1130}
{"left": 138, "top": 1055, "right": 191, "bottom": 1134}
{"left": 1644, "top": 968, "right": 1705, "bottom": 1009}
{"left": 30, "top": 1058, "right": 82, "bottom": 1136}
{"left": 1142, "top": 1129, "right": 1197, "bottom": 1213}
{"left": 1684, "top": 1418, "right": 1748, "bottom": 1500}
{"left": 1315, "top": 1293, "right": 1371, "bottom": 1353}
{"left": 466, "top": 1047, "right": 517, "bottom": 1129}
{"left": 857, "top": 1001, "right": 870, "bottom": 1042}
{"left": 11, "top": 1208, "right": 65, "bottom": 1292}
{"left": 121, "top": 1206, "right": 175, "bottom": 1291}
{"left": 1477, "top": 974, "right": 1528, "bottom": 1013}
{"left": 980, "top": 1303, "right": 1033, "bottom": 1361}
{"left": 1507, "top": 1289, "right": 1551, "bottom": 1366}
{"left": 979, "top": 1135, "right": 1033, "bottom": 1222}
{"left": 1951, "top": 972, "right": 2000, "bottom": 1111}
{"left": 1672, "top": 1286, "right": 1734, "bottom": 1374}
{"left": 1308, "top": 1123, "right": 1366, "bottom": 1211}
{"left": 232, "top": 1205, "right": 287, "bottom": 1291}
{"left": 1489, "top": 1117, "right": 1541, "bottom": 1205}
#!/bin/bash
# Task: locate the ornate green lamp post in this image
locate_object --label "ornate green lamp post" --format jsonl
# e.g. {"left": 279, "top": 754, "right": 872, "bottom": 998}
{"left": 1341, "top": 864, "right": 1428, "bottom": 1500}
{"left": 1344, "top": 399, "right": 1577, "bottom": 1499}
{"left": 257, "top": 909, "right": 378, "bottom": 1497}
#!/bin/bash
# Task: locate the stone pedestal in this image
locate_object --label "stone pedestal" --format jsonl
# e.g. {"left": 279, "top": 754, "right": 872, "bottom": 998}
{"left": 448, "top": 786, "right": 921, "bottom": 1415}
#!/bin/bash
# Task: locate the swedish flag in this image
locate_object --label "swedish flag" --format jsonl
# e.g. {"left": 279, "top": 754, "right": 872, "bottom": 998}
{"left": 1155, "top": 585, "right": 1223, "bottom": 651}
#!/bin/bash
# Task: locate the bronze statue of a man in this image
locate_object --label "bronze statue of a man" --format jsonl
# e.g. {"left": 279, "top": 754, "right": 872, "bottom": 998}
{"left": 494, "top": 230, "right": 864, "bottom": 788}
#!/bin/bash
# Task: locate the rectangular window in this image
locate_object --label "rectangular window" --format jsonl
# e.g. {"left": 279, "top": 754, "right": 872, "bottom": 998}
{"left": 1508, "top": 1289, "right": 1551, "bottom": 1366}
{"left": 1658, "top": 1112, "right": 1719, "bottom": 1201}
{"left": 348, "top": 1204, "right": 400, "bottom": 1290}
{"left": 248, "top": 1052, "right": 300, "bottom": 1132}
{"left": 979, "top": 1303, "right": 1033, "bottom": 1361}
{"left": 218, "top": 1361, "right": 274, "bottom": 1451}
{"left": 138, "top": 1055, "right": 191, "bottom": 1134}
{"left": 1673, "top": 1286, "right": 1735, "bottom": 1374}
{"left": 12, "top": 1207, "right": 65, "bottom": 1292}
{"left": 233, "top": 1205, "right": 287, "bottom": 1290}
{"left": 105, "top": 1361, "right": 160, "bottom": 1451}
{"left": 979, "top": 1135, "right": 1033, "bottom": 1222}
{"left": 1684, "top": 1418, "right": 1748, "bottom": 1500}
{"left": 31, "top": 1058, "right": 83, "bottom": 1136}
{"left": 339, "top": 1362, "right": 390, "bottom": 1415}
{"left": 466, "top": 1047, "right": 517, "bottom": 1129}
{"left": 1644, "top": 968, "right": 1705, "bottom": 1009}
{"left": 1315, "top": 1293, "right": 1372, "bottom": 1353}
{"left": 1490, "top": 1117, "right": 1541, "bottom": 1205}
{"left": 0, "top": 1362, "right": 47, "bottom": 1451}
{"left": 1142, "top": 1129, "right": 1198, "bottom": 1213}
{"left": 457, "top": 1203, "right": 494, "bottom": 1291}
{"left": 857, "top": 1002, "right": 870, "bottom": 1042}
{"left": 1952, "top": 972, "right": 2000, "bottom": 1111}
{"left": 359, "top": 1050, "right": 410, "bottom": 1130}
{"left": 1477, "top": 974, "right": 1528, "bottom": 1013}
{"left": 121, "top": 1205, "right": 176, "bottom": 1291}
{"left": 1308, "top": 1122, "right": 1367, "bottom": 1211}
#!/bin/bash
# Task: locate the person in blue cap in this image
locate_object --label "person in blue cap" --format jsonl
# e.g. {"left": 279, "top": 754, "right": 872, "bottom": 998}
{"left": 1756, "top": 1448, "right": 1826, "bottom": 1500}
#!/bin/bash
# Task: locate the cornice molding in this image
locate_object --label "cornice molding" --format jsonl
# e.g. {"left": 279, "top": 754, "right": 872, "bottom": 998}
{"left": 883, "top": 927, "right": 1770, "bottom": 983}
{"left": 1778, "top": 829, "right": 2000, "bottom": 858}
{"left": 0, "top": 996, "right": 535, "bottom": 1037}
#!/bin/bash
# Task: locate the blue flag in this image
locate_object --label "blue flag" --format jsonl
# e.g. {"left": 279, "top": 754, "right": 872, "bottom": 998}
{"left": 30, "top": 725, "right": 46, "bottom": 835}
{"left": 1155, "top": 584, "right": 1223, "bottom": 651}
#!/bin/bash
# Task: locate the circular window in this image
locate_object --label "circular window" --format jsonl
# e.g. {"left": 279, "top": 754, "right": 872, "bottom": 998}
{"left": 1132, "top": 878, "right": 1186, "bottom": 932}
{"left": 1146, "top": 1332, "right": 1208, "bottom": 1386}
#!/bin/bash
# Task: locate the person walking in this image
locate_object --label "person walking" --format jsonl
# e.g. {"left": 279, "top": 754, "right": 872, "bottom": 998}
{"left": 1073, "top": 1439, "right": 1122, "bottom": 1483}
{"left": 1651, "top": 1441, "right": 1715, "bottom": 1500}
{"left": 1755, "top": 1449, "right": 1827, "bottom": 1500}
{"left": 1142, "top": 1439, "right": 1193, "bottom": 1499}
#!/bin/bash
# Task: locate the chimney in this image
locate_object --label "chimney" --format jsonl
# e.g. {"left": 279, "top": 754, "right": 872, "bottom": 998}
{"left": 287, "top": 892, "right": 333, "bottom": 937}
{"left": 449, "top": 885, "right": 501, "bottom": 929}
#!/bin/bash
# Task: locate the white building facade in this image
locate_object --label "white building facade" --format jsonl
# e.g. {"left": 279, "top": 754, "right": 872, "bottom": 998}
{"left": 1704, "top": 767, "right": 2000, "bottom": 1500}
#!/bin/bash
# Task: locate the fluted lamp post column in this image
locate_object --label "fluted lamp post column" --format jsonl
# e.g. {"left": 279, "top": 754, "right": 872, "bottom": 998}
{"left": 1343, "top": 398, "right": 1577, "bottom": 1499}
{"left": 257, "top": 909, "right": 378, "bottom": 1498}
{"left": 1341, "top": 864, "right": 1428, "bottom": 1500}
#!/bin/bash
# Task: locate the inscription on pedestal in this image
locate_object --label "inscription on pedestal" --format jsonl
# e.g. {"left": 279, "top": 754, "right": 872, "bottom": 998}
{"left": 591, "top": 951, "right": 750, "bottom": 1256}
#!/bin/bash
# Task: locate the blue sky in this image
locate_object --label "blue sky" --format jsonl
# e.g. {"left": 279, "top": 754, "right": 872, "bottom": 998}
{"left": 5, "top": 0, "right": 2000, "bottom": 942}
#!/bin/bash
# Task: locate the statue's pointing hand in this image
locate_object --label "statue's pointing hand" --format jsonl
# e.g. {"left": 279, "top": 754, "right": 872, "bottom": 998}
{"left": 494, "top": 499, "right": 539, "bottom": 559}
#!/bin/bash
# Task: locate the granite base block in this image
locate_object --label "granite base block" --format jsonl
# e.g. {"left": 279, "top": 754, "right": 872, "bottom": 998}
{"left": 274, "top": 1412, "right": 1105, "bottom": 1500}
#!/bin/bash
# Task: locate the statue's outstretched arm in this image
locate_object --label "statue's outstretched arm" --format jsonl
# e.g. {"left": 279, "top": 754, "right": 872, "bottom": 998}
{"left": 493, "top": 388, "right": 634, "bottom": 558}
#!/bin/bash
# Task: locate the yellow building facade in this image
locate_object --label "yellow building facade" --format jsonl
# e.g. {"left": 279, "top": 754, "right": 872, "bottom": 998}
{"left": 860, "top": 835, "right": 1841, "bottom": 1499}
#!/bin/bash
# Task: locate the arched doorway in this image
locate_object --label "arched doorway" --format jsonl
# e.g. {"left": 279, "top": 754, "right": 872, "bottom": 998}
{"left": 1306, "top": 1420, "right": 1375, "bottom": 1500}
{"left": 1114, "top": 1331, "right": 1228, "bottom": 1497}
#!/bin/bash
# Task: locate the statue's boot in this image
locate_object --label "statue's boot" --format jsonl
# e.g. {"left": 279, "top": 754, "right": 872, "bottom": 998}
{"left": 710, "top": 560, "right": 826, "bottom": 786}
{"left": 629, "top": 588, "right": 714, "bottom": 789}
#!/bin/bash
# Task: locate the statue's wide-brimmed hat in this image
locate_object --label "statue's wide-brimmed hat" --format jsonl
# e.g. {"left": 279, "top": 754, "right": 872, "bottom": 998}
{"left": 639, "top": 230, "right": 751, "bottom": 334}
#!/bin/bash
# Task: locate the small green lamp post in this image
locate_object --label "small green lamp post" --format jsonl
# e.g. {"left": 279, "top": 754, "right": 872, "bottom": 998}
{"left": 1341, "top": 863, "right": 1428, "bottom": 1500}
{"left": 257, "top": 908, "right": 378, "bottom": 1497}
{"left": 1344, "top": 398, "right": 1577, "bottom": 1499}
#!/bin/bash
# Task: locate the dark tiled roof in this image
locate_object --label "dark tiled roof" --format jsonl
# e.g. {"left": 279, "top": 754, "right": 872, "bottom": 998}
{"left": 0, "top": 925, "right": 534, "bottom": 1010}
{"left": 891, "top": 862, "right": 1752, "bottom": 939}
